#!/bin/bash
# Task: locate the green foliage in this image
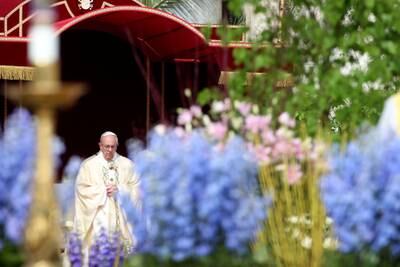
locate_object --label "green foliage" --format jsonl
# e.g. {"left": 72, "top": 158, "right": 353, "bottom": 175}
{"left": 0, "top": 242, "right": 24, "bottom": 267}
{"left": 323, "top": 249, "right": 400, "bottom": 267}
{"left": 214, "top": 0, "right": 400, "bottom": 137}
{"left": 197, "top": 87, "right": 224, "bottom": 106}
{"left": 123, "top": 247, "right": 266, "bottom": 267}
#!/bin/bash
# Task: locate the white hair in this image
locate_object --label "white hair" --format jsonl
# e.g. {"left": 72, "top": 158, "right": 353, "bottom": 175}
{"left": 100, "top": 131, "right": 118, "bottom": 144}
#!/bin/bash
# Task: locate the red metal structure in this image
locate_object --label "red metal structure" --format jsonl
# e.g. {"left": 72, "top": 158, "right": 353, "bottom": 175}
{"left": 0, "top": 0, "right": 250, "bottom": 160}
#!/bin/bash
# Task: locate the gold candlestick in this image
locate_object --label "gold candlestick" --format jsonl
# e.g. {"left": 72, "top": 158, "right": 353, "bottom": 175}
{"left": 8, "top": 78, "right": 85, "bottom": 267}
{"left": 7, "top": 3, "right": 85, "bottom": 266}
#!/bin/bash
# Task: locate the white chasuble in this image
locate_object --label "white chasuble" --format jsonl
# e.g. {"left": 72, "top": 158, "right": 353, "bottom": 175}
{"left": 377, "top": 93, "right": 400, "bottom": 141}
{"left": 73, "top": 152, "right": 140, "bottom": 253}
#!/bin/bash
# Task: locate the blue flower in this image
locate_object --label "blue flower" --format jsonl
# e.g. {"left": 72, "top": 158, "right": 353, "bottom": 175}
{"left": 0, "top": 108, "right": 67, "bottom": 244}
{"left": 55, "top": 156, "right": 83, "bottom": 218}
{"left": 126, "top": 138, "right": 144, "bottom": 162}
{"left": 0, "top": 108, "right": 35, "bottom": 244}
{"left": 122, "top": 129, "right": 269, "bottom": 261}
{"left": 321, "top": 129, "right": 400, "bottom": 256}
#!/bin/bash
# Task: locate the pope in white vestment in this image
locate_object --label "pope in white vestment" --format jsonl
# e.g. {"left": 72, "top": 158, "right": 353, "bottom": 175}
{"left": 377, "top": 92, "right": 400, "bottom": 141}
{"left": 73, "top": 131, "right": 140, "bottom": 257}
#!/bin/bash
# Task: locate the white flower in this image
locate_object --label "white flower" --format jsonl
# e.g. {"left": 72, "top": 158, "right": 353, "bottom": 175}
{"left": 329, "top": 48, "right": 344, "bottom": 62}
{"left": 304, "top": 59, "right": 315, "bottom": 73}
{"left": 211, "top": 101, "right": 225, "bottom": 113}
{"left": 184, "top": 88, "right": 191, "bottom": 97}
{"left": 252, "top": 104, "right": 260, "bottom": 114}
{"left": 368, "top": 13, "right": 376, "bottom": 23}
{"left": 342, "top": 8, "right": 354, "bottom": 26}
{"left": 301, "top": 236, "right": 312, "bottom": 249}
{"left": 358, "top": 53, "right": 371, "bottom": 72}
{"left": 362, "top": 80, "right": 384, "bottom": 93}
{"left": 328, "top": 107, "right": 336, "bottom": 120}
{"left": 310, "top": 6, "right": 324, "bottom": 25}
{"left": 288, "top": 216, "right": 299, "bottom": 224}
{"left": 202, "top": 114, "right": 211, "bottom": 126}
{"left": 154, "top": 124, "right": 166, "bottom": 135}
{"left": 323, "top": 237, "right": 339, "bottom": 249}
{"left": 364, "top": 35, "right": 374, "bottom": 44}
{"left": 340, "top": 62, "right": 353, "bottom": 76}
{"left": 231, "top": 117, "right": 243, "bottom": 130}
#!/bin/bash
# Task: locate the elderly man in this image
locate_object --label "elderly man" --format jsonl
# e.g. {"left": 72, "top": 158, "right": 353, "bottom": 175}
{"left": 377, "top": 93, "right": 400, "bottom": 141}
{"left": 73, "top": 131, "right": 140, "bottom": 256}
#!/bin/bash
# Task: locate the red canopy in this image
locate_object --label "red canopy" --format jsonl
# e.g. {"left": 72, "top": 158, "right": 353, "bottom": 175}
{"left": 0, "top": 1, "right": 248, "bottom": 79}
{"left": 54, "top": 6, "right": 209, "bottom": 61}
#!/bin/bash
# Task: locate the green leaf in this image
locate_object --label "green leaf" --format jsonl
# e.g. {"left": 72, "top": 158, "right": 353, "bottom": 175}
{"left": 196, "top": 88, "right": 222, "bottom": 106}
{"left": 382, "top": 41, "right": 397, "bottom": 55}
{"left": 365, "top": 0, "right": 375, "bottom": 9}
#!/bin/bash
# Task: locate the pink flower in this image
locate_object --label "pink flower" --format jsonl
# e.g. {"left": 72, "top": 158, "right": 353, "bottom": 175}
{"left": 276, "top": 127, "right": 293, "bottom": 139}
{"left": 272, "top": 141, "right": 293, "bottom": 159}
{"left": 207, "top": 122, "right": 227, "bottom": 141}
{"left": 236, "top": 101, "right": 252, "bottom": 116}
{"left": 177, "top": 110, "right": 193, "bottom": 125}
{"left": 291, "top": 138, "right": 305, "bottom": 160}
{"left": 278, "top": 112, "right": 296, "bottom": 128}
{"left": 245, "top": 115, "right": 271, "bottom": 133}
{"left": 221, "top": 114, "right": 230, "bottom": 124}
{"left": 190, "top": 105, "right": 202, "bottom": 118}
{"left": 261, "top": 129, "right": 276, "bottom": 144}
{"left": 248, "top": 143, "right": 271, "bottom": 165}
{"left": 286, "top": 164, "right": 303, "bottom": 184}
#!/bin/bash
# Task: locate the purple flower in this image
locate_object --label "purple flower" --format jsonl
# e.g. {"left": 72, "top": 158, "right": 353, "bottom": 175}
{"left": 68, "top": 232, "right": 83, "bottom": 267}
{"left": 88, "top": 228, "right": 124, "bottom": 267}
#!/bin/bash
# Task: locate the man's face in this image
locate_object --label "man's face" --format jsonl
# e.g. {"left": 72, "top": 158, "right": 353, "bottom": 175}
{"left": 99, "top": 135, "right": 118, "bottom": 161}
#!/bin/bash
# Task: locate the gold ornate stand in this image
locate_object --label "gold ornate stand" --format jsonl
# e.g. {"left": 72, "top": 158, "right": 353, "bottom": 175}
{"left": 6, "top": 2, "right": 85, "bottom": 266}
{"left": 8, "top": 79, "right": 84, "bottom": 267}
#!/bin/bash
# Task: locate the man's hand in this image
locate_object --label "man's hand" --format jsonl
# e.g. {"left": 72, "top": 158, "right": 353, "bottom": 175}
{"left": 106, "top": 184, "right": 118, "bottom": 197}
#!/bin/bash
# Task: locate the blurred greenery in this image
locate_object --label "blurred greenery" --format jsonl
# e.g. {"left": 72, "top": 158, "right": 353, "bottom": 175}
{"left": 323, "top": 249, "right": 400, "bottom": 267}
{"left": 216, "top": 0, "right": 400, "bottom": 138}
{"left": 0, "top": 241, "right": 24, "bottom": 267}
{"left": 123, "top": 247, "right": 266, "bottom": 267}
